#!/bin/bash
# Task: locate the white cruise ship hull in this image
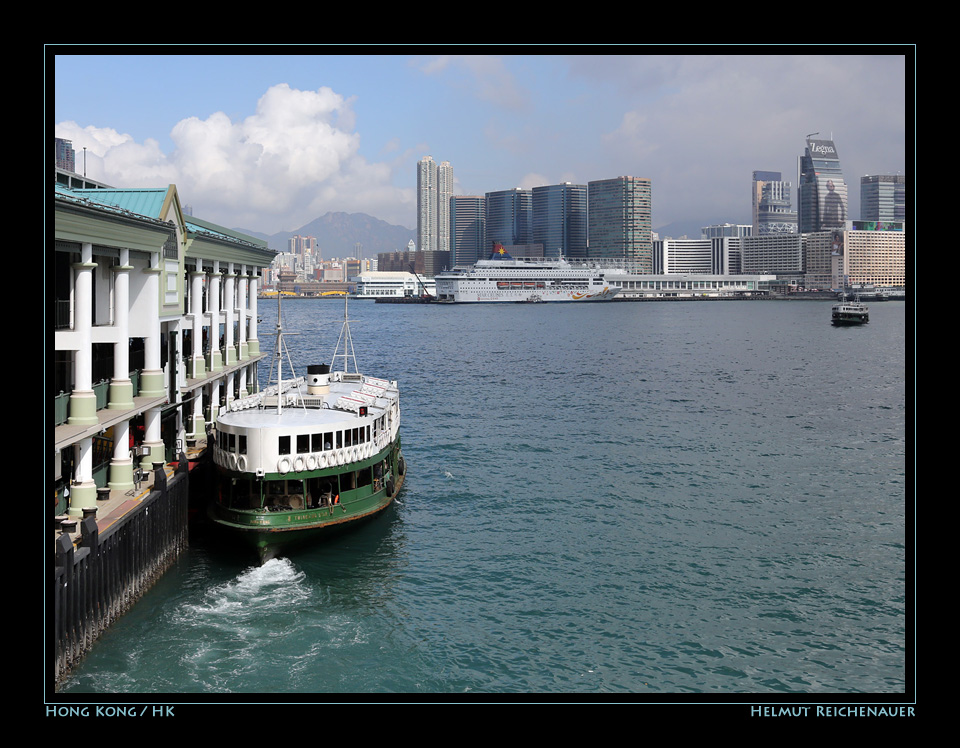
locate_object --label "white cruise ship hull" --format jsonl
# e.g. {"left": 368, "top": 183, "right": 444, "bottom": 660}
{"left": 435, "top": 256, "right": 622, "bottom": 303}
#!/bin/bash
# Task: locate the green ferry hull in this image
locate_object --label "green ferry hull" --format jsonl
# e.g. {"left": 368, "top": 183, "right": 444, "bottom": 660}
{"left": 209, "top": 442, "right": 405, "bottom": 564}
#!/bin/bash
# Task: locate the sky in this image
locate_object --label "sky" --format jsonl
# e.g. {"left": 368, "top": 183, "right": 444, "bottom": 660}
{"left": 51, "top": 50, "right": 911, "bottom": 237}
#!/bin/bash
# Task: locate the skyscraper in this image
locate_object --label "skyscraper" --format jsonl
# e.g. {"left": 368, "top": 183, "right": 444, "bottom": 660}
{"left": 55, "top": 138, "right": 75, "bottom": 172}
{"left": 484, "top": 188, "right": 533, "bottom": 256}
{"left": 587, "top": 176, "right": 652, "bottom": 269}
{"left": 449, "top": 195, "right": 485, "bottom": 267}
{"left": 417, "top": 156, "right": 453, "bottom": 253}
{"left": 860, "top": 174, "right": 906, "bottom": 223}
{"left": 752, "top": 171, "right": 797, "bottom": 235}
{"left": 798, "top": 137, "right": 848, "bottom": 233}
{"left": 532, "top": 183, "right": 587, "bottom": 259}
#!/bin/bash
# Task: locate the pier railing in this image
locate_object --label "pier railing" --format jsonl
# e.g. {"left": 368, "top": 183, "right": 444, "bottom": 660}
{"left": 52, "top": 457, "right": 190, "bottom": 691}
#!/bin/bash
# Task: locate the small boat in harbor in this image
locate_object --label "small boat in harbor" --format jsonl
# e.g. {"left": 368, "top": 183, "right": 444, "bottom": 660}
{"left": 831, "top": 295, "right": 870, "bottom": 326}
{"left": 208, "top": 296, "right": 405, "bottom": 563}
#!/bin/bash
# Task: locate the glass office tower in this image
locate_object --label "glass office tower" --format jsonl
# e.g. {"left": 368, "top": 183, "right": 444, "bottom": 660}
{"left": 484, "top": 188, "right": 532, "bottom": 255}
{"left": 532, "top": 183, "right": 587, "bottom": 259}
{"left": 449, "top": 195, "right": 485, "bottom": 266}
{"left": 798, "top": 138, "right": 848, "bottom": 233}
{"left": 860, "top": 174, "right": 906, "bottom": 223}
{"left": 587, "top": 176, "right": 652, "bottom": 269}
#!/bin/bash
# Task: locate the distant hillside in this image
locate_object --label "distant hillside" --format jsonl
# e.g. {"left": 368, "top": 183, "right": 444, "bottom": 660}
{"left": 236, "top": 212, "right": 416, "bottom": 258}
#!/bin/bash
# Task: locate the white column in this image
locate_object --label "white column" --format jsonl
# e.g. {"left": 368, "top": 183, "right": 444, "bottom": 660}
{"left": 247, "top": 270, "right": 260, "bottom": 357}
{"left": 224, "top": 264, "right": 237, "bottom": 366}
{"left": 67, "top": 242, "right": 97, "bottom": 426}
{"left": 107, "top": 248, "right": 134, "bottom": 490}
{"left": 189, "top": 259, "right": 205, "bottom": 378}
{"left": 67, "top": 246, "right": 99, "bottom": 514}
{"left": 208, "top": 261, "right": 223, "bottom": 372}
{"left": 237, "top": 266, "right": 249, "bottom": 361}
{"left": 139, "top": 251, "right": 165, "bottom": 469}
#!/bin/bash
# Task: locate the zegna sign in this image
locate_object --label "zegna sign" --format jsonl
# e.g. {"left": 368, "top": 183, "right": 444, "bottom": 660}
{"left": 808, "top": 140, "right": 838, "bottom": 157}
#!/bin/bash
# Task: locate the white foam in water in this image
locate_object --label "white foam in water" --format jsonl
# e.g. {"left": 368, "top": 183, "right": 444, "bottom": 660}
{"left": 178, "top": 559, "right": 309, "bottom": 625}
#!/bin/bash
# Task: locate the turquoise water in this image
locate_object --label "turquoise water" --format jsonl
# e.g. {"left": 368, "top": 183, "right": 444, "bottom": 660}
{"left": 58, "top": 299, "right": 909, "bottom": 699}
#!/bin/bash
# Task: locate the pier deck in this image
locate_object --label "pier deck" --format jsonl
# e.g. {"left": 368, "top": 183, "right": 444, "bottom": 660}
{"left": 54, "top": 436, "right": 210, "bottom": 547}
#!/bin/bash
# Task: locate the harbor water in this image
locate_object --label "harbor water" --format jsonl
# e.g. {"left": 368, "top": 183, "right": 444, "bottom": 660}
{"left": 58, "top": 298, "right": 909, "bottom": 698}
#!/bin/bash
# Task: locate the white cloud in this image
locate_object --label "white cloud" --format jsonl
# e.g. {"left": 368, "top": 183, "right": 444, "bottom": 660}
{"left": 419, "top": 54, "right": 528, "bottom": 110}
{"left": 56, "top": 83, "right": 414, "bottom": 232}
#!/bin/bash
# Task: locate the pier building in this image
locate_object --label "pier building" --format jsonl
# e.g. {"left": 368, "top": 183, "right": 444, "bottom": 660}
{"left": 51, "top": 178, "right": 275, "bottom": 687}
{"left": 52, "top": 181, "right": 275, "bottom": 520}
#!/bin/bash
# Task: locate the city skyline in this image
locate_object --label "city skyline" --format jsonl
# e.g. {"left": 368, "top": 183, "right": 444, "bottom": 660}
{"left": 51, "top": 50, "right": 910, "bottom": 235}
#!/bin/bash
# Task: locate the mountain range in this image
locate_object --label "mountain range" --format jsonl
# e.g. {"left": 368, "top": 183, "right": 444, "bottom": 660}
{"left": 236, "top": 212, "right": 416, "bottom": 258}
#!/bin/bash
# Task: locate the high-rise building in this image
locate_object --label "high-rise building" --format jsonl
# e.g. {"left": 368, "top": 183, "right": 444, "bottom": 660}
{"left": 587, "top": 176, "right": 652, "bottom": 269}
{"left": 860, "top": 174, "right": 906, "bottom": 223}
{"left": 55, "top": 138, "right": 75, "bottom": 172}
{"left": 449, "top": 195, "right": 485, "bottom": 266}
{"left": 798, "top": 137, "right": 848, "bottom": 233}
{"left": 437, "top": 160, "right": 453, "bottom": 255}
{"left": 417, "top": 156, "right": 453, "bottom": 253}
{"left": 484, "top": 188, "right": 533, "bottom": 256}
{"left": 752, "top": 171, "right": 797, "bottom": 235}
{"left": 532, "top": 183, "right": 587, "bottom": 259}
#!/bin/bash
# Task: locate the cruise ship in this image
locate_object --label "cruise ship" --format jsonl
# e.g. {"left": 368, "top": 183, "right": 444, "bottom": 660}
{"left": 434, "top": 248, "right": 621, "bottom": 303}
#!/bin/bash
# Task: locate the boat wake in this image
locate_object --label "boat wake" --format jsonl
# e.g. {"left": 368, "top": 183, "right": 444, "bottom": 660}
{"left": 176, "top": 559, "right": 309, "bottom": 627}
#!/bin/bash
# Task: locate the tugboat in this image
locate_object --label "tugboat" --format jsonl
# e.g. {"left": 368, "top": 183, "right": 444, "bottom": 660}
{"left": 208, "top": 296, "right": 405, "bottom": 563}
{"left": 831, "top": 294, "right": 870, "bottom": 326}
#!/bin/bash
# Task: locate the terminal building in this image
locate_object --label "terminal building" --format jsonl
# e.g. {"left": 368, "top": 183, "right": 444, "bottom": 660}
{"left": 353, "top": 271, "right": 436, "bottom": 299}
{"left": 52, "top": 174, "right": 275, "bottom": 519}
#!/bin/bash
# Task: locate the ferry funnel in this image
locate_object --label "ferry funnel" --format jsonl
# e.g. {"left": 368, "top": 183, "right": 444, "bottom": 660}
{"left": 307, "top": 364, "right": 331, "bottom": 395}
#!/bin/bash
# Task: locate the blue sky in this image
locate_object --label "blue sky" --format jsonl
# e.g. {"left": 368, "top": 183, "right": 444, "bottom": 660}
{"left": 52, "top": 50, "right": 910, "bottom": 236}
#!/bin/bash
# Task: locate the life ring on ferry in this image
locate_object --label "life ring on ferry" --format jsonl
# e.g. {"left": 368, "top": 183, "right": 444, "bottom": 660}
{"left": 237, "top": 456, "right": 247, "bottom": 472}
{"left": 278, "top": 457, "right": 291, "bottom": 475}
{"left": 352, "top": 447, "right": 360, "bottom": 462}
{"left": 319, "top": 453, "right": 328, "bottom": 469}
{"left": 229, "top": 453, "right": 238, "bottom": 470}
{"left": 294, "top": 456, "right": 305, "bottom": 472}
{"left": 336, "top": 450, "right": 345, "bottom": 466}
{"left": 307, "top": 454, "right": 317, "bottom": 471}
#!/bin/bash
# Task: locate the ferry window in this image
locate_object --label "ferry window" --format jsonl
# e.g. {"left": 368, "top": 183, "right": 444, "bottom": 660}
{"left": 311, "top": 433, "right": 323, "bottom": 451}
{"left": 324, "top": 432, "right": 333, "bottom": 450}
{"left": 228, "top": 433, "right": 236, "bottom": 452}
{"left": 239, "top": 435, "right": 247, "bottom": 455}
{"left": 336, "top": 431, "right": 343, "bottom": 449}
{"left": 297, "top": 434, "right": 310, "bottom": 453}
{"left": 278, "top": 435, "right": 291, "bottom": 455}
{"left": 357, "top": 467, "right": 372, "bottom": 488}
